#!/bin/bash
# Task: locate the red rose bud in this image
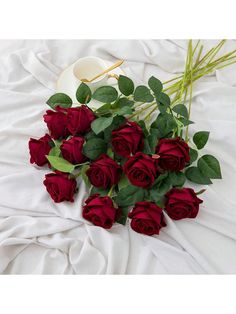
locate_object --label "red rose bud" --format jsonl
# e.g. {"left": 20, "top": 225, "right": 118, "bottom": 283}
{"left": 61, "top": 136, "right": 87, "bottom": 165}
{"left": 128, "top": 201, "right": 166, "bottom": 236}
{"left": 111, "top": 121, "right": 144, "bottom": 158}
{"left": 165, "top": 187, "right": 203, "bottom": 220}
{"left": 155, "top": 137, "right": 190, "bottom": 171}
{"left": 29, "top": 134, "right": 52, "bottom": 166}
{"left": 43, "top": 172, "right": 77, "bottom": 203}
{"left": 124, "top": 152, "right": 158, "bottom": 188}
{"left": 86, "top": 154, "right": 122, "bottom": 189}
{"left": 82, "top": 194, "right": 119, "bottom": 229}
{"left": 67, "top": 105, "right": 95, "bottom": 135}
{"left": 43, "top": 106, "right": 69, "bottom": 139}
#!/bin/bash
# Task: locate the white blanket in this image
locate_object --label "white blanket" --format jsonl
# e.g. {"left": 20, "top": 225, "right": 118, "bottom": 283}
{"left": 0, "top": 39, "right": 236, "bottom": 274}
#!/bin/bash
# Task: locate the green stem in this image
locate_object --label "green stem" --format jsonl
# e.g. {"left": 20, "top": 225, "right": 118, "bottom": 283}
{"left": 108, "top": 185, "right": 114, "bottom": 197}
{"left": 75, "top": 161, "right": 89, "bottom": 167}
{"left": 143, "top": 105, "right": 158, "bottom": 122}
{"left": 196, "top": 188, "right": 207, "bottom": 195}
{"left": 71, "top": 172, "right": 81, "bottom": 179}
{"left": 185, "top": 41, "right": 193, "bottom": 142}
{"left": 128, "top": 101, "right": 156, "bottom": 119}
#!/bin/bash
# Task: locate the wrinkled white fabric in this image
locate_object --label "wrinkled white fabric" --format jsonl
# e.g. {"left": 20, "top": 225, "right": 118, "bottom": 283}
{"left": 0, "top": 40, "right": 236, "bottom": 274}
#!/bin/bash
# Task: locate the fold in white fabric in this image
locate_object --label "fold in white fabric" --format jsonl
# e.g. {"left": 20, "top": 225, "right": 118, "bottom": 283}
{"left": 0, "top": 40, "right": 236, "bottom": 274}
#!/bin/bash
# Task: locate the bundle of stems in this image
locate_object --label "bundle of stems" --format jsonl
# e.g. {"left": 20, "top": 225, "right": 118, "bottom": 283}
{"left": 132, "top": 40, "right": 236, "bottom": 138}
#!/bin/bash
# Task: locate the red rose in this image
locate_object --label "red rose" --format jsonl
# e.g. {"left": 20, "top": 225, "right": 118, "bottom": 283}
{"left": 124, "top": 152, "right": 158, "bottom": 188}
{"left": 29, "top": 134, "right": 52, "bottom": 166}
{"left": 155, "top": 137, "right": 190, "bottom": 171}
{"left": 111, "top": 121, "right": 144, "bottom": 157}
{"left": 43, "top": 172, "right": 77, "bottom": 203}
{"left": 86, "top": 154, "right": 122, "bottom": 189}
{"left": 67, "top": 105, "right": 95, "bottom": 135}
{"left": 61, "top": 136, "right": 87, "bottom": 165}
{"left": 165, "top": 188, "right": 203, "bottom": 220}
{"left": 128, "top": 201, "right": 166, "bottom": 236}
{"left": 82, "top": 194, "right": 119, "bottom": 229}
{"left": 43, "top": 106, "right": 69, "bottom": 139}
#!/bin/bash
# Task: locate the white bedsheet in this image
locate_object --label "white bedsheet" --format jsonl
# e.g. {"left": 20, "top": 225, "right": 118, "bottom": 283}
{"left": 0, "top": 39, "right": 236, "bottom": 274}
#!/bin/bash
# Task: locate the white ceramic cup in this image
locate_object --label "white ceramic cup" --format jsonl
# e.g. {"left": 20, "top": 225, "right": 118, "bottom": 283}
{"left": 73, "top": 56, "right": 108, "bottom": 91}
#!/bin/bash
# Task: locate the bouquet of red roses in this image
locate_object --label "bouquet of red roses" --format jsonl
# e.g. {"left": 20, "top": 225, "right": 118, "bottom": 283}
{"left": 28, "top": 72, "right": 222, "bottom": 236}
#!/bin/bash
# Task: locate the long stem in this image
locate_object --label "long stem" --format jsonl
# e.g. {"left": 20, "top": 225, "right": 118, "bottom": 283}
{"left": 75, "top": 161, "right": 89, "bottom": 167}
{"left": 128, "top": 101, "right": 156, "bottom": 119}
{"left": 131, "top": 40, "right": 236, "bottom": 125}
{"left": 143, "top": 105, "right": 158, "bottom": 121}
{"left": 185, "top": 41, "right": 193, "bottom": 141}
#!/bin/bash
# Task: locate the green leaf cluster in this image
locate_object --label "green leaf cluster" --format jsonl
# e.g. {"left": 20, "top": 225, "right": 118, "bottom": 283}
{"left": 43, "top": 74, "right": 222, "bottom": 227}
{"left": 185, "top": 131, "right": 221, "bottom": 184}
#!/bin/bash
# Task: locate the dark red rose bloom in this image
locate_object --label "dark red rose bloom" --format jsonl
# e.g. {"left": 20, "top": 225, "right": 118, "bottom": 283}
{"left": 43, "top": 172, "right": 77, "bottom": 203}
{"left": 29, "top": 134, "right": 52, "bottom": 166}
{"left": 61, "top": 136, "right": 87, "bottom": 165}
{"left": 124, "top": 152, "right": 158, "bottom": 188}
{"left": 111, "top": 121, "right": 144, "bottom": 157}
{"left": 67, "top": 105, "right": 95, "bottom": 135}
{"left": 86, "top": 154, "right": 122, "bottom": 189}
{"left": 128, "top": 201, "right": 166, "bottom": 236}
{"left": 165, "top": 188, "right": 203, "bottom": 220}
{"left": 43, "top": 106, "right": 69, "bottom": 139}
{"left": 82, "top": 194, "right": 119, "bottom": 229}
{"left": 155, "top": 137, "right": 190, "bottom": 171}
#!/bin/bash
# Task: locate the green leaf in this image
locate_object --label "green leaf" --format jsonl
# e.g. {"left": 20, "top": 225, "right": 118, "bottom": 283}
{"left": 46, "top": 155, "right": 75, "bottom": 173}
{"left": 84, "top": 131, "right": 98, "bottom": 141}
{"left": 197, "top": 155, "right": 222, "bottom": 179}
{"left": 76, "top": 83, "right": 92, "bottom": 104}
{"left": 149, "top": 174, "right": 171, "bottom": 202}
{"left": 178, "top": 117, "right": 194, "bottom": 126}
{"left": 118, "top": 174, "right": 130, "bottom": 190}
{"left": 134, "top": 86, "right": 154, "bottom": 102}
{"left": 103, "top": 115, "right": 126, "bottom": 141}
{"left": 48, "top": 145, "right": 61, "bottom": 157}
{"left": 93, "top": 86, "right": 118, "bottom": 103}
{"left": 91, "top": 186, "right": 109, "bottom": 196}
{"left": 166, "top": 115, "right": 178, "bottom": 129}
{"left": 148, "top": 129, "right": 159, "bottom": 152}
{"left": 169, "top": 171, "right": 186, "bottom": 187}
{"left": 156, "top": 92, "right": 171, "bottom": 107}
{"left": 193, "top": 131, "right": 210, "bottom": 149}
{"left": 46, "top": 93, "right": 72, "bottom": 110}
{"left": 91, "top": 117, "right": 113, "bottom": 134}
{"left": 115, "top": 97, "right": 134, "bottom": 108}
{"left": 116, "top": 206, "right": 130, "bottom": 225}
{"left": 154, "top": 172, "right": 169, "bottom": 184}
{"left": 158, "top": 103, "right": 168, "bottom": 113}
{"left": 106, "top": 147, "right": 114, "bottom": 159}
{"left": 185, "top": 166, "right": 212, "bottom": 184}
{"left": 137, "top": 120, "right": 149, "bottom": 136}
{"left": 116, "top": 106, "right": 133, "bottom": 116}
{"left": 118, "top": 75, "right": 134, "bottom": 96}
{"left": 148, "top": 76, "right": 163, "bottom": 95}
{"left": 151, "top": 113, "right": 177, "bottom": 138}
{"left": 114, "top": 185, "right": 145, "bottom": 207}
{"left": 83, "top": 138, "right": 107, "bottom": 160}
{"left": 172, "top": 104, "right": 188, "bottom": 118}
{"left": 189, "top": 148, "right": 198, "bottom": 164}
{"left": 149, "top": 192, "right": 165, "bottom": 204}
{"left": 142, "top": 138, "right": 152, "bottom": 154}
{"left": 96, "top": 103, "right": 111, "bottom": 114}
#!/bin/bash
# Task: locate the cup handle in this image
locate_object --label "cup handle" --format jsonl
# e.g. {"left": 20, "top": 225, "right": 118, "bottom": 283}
{"left": 107, "top": 73, "right": 119, "bottom": 85}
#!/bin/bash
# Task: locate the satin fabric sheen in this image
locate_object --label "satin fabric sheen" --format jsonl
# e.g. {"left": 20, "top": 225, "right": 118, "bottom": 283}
{"left": 0, "top": 40, "right": 236, "bottom": 274}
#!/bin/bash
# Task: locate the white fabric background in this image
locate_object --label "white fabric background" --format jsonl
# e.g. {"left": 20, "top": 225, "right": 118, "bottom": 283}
{"left": 0, "top": 39, "right": 236, "bottom": 274}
